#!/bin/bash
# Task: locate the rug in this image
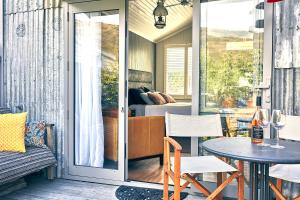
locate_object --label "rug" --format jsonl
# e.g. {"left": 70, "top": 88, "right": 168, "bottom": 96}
{"left": 115, "top": 185, "right": 188, "bottom": 200}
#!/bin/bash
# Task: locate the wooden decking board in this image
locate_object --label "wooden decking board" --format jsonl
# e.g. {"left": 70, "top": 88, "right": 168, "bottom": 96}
{"left": 3, "top": 178, "right": 118, "bottom": 200}
{"left": 2, "top": 176, "right": 204, "bottom": 200}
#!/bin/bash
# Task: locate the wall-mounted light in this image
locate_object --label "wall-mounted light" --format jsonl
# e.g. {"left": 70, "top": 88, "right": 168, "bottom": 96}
{"left": 153, "top": 0, "right": 168, "bottom": 29}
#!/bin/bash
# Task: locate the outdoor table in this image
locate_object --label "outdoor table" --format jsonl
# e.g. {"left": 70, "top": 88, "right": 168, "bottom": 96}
{"left": 202, "top": 137, "right": 300, "bottom": 200}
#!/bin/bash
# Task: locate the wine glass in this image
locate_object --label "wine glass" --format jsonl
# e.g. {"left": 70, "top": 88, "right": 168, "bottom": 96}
{"left": 257, "top": 109, "right": 270, "bottom": 146}
{"left": 270, "top": 110, "right": 286, "bottom": 149}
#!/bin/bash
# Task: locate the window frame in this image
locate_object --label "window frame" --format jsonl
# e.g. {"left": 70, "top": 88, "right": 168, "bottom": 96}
{"left": 164, "top": 43, "right": 192, "bottom": 100}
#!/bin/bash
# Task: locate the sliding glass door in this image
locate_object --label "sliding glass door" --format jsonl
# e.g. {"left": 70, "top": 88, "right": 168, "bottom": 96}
{"left": 199, "top": 0, "right": 264, "bottom": 120}
{"left": 198, "top": 0, "right": 265, "bottom": 187}
{"left": 67, "top": 0, "right": 126, "bottom": 182}
{"left": 192, "top": 0, "right": 272, "bottom": 197}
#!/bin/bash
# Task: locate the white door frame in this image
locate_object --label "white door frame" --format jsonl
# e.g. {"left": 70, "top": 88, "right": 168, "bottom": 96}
{"left": 64, "top": 0, "right": 127, "bottom": 183}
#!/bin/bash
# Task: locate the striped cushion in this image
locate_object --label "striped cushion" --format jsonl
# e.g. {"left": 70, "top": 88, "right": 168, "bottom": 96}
{"left": 0, "top": 108, "right": 11, "bottom": 114}
{"left": 0, "top": 147, "right": 56, "bottom": 185}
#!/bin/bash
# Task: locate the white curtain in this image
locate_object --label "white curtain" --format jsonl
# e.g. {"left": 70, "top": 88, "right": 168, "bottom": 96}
{"left": 75, "top": 13, "right": 104, "bottom": 168}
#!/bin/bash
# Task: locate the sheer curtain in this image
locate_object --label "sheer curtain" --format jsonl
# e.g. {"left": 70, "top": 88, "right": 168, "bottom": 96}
{"left": 75, "top": 13, "right": 104, "bottom": 168}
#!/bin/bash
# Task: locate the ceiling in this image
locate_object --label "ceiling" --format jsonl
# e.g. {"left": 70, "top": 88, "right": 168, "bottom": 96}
{"left": 128, "top": 0, "right": 192, "bottom": 43}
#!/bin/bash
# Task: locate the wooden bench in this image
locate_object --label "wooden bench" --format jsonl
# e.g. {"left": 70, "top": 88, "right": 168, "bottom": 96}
{"left": 0, "top": 108, "right": 57, "bottom": 196}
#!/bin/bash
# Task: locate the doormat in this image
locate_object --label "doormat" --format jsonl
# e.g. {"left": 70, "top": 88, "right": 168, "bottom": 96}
{"left": 115, "top": 185, "right": 188, "bottom": 200}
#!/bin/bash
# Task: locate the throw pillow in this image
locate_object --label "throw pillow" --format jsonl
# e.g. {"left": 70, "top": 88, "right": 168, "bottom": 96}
{"left": 0, "top": 112, "right": 27, "bottom": 153}
{"left": 147, "top": 92, "right": 167, "bottom": 105}
{"left": 159, "top": 93, "right": 176, "bottom": 103}
{"left": 129, "top": 88, "right": 146, "bottom": 105}
{"left": 142, "top": 87, "right": 151, "bottom": 93}
{"left": 25, "top": 121, "right": 47, "bottom": 148}
{"left": 140, "top": 93, "right": 154, "bottom": 105}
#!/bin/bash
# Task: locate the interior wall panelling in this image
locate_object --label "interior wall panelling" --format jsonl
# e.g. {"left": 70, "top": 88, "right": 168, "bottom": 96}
{"left": 3, "top": 1, "right": 64, "bottom": 177}
{"left": 128, "top": 32, "right": 155, "bottom": 74}
{"left": 156, "top": 27, "right": 192, "bottom": 92}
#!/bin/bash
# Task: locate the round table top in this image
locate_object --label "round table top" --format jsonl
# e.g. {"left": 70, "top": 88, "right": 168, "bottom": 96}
{"left": 202, "top": 137, "right": 300, "bottom": 164}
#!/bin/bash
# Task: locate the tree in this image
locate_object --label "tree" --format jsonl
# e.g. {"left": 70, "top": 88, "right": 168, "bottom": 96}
{"left": 205, "top": 51, "right": 255, "bottom": 108}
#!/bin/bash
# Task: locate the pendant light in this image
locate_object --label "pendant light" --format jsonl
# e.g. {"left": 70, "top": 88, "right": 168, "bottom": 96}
{"left": 153, "top": 0, "right": 168, "bottom": 29}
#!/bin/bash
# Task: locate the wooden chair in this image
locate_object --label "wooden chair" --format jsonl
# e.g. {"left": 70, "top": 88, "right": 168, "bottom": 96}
{"left": 269, "top": 115, "right": 300, "bottom": 200}
{"left": 163, "top": 113, "right": 244, "bottom": 200}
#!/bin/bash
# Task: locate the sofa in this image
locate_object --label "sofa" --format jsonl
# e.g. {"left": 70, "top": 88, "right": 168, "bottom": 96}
{"left": 104, "top": 116, "right": 165, "bottom": 164}
{"left": 0, "top": 108, "right": 57, "bottom": 191}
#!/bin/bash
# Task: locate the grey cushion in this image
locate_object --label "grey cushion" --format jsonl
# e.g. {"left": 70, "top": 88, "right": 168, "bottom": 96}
{"left": 0, "top": 147, "right": 56, "bottom": 185}
{"left": 140, "top": 93, "right": 154, "bottom": 105}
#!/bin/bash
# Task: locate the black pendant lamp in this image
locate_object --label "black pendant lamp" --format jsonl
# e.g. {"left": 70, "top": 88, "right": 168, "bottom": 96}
{"left": 153, "top": 0, "right": 168, "bottom": 29}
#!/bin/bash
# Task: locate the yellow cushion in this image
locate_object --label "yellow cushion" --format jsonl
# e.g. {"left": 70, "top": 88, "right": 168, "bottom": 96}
{"left": 0, "top": 112, "right": 27, "bottom": 153}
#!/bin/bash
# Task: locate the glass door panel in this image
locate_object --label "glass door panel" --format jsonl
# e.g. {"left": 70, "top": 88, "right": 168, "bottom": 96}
{"left": 74, "top": 10, "right": 119, "bottom": 170}
{"left": 197, "top": 0, "right": 264, "bottom": 187}
{"left": 68, "top": 0, "right": 126, "bottom": 182}
{"left": 200, "top": 0, "right": 264, "bottom": 118}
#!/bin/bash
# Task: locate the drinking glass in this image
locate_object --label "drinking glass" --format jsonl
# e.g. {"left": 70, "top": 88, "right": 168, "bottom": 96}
{"left": 270, "top": 110, "right": 286, "bottom": 149}
{"left": 257, "top": 109, "right": 270, "bottom": 146}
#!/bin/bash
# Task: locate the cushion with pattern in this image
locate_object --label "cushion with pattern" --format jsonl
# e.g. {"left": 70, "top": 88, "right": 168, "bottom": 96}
{"left": 25, "top": 121, "right": 47, "bottom": 148}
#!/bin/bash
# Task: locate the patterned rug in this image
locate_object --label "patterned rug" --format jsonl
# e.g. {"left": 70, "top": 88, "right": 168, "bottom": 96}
{"left": 115, "top": 185, "right": 188, "bottom": 200}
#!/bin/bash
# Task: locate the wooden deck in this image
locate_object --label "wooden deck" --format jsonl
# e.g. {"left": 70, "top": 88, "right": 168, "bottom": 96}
{"left": 2, "top": 177, "right": 202, "bottom": 200}
{"left": 3, "top": 178, "right": 118, "bottom": 200}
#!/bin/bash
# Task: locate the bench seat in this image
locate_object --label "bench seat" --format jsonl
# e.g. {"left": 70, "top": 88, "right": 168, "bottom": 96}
{"left": 0, "top": 147, "right": 56, "bottom": 185}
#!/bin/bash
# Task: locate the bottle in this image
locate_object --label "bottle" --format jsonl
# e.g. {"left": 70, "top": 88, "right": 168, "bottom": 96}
{"left": 251, "top": 96, "right": 263, "bottom": 144}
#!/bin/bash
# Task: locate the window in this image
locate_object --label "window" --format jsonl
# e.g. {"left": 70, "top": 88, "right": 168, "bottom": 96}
{"left": 165, "top": 45, "right": 192, "bottom": 97}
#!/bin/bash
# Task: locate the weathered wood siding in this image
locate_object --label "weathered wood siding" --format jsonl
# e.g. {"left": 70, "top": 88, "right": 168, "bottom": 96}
{"left": 272, "top": 68, "right": 300, "bottom": 115}
{"left": 273, "top": 0, "right": 300, "bottom": 197}
{"left": 2, "top": 0, "right": 64, "bottom": 177}
{"left": 273, "top": 0, "right": 300, "bottom": 115}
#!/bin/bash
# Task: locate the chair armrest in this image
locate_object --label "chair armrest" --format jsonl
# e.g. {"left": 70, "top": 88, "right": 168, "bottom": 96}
{"left": 164, "top": 137, "right": 182, "bottom": 180}
{"left": 45, "top": 124, "right": 55, "bottom": 154}
{"left": 164, "top": 137, "right": 182, "bottom": 151}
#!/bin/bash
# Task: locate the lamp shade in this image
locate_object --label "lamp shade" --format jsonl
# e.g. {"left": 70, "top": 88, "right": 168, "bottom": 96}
{"left": 153, "top": 1, "right": 168, "bottom": 16}
{"left": 153, "top": 1, "right": 168, "bottom": 29}
{"left": 267, "top": 0, "right": 284, "bottom": 3}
